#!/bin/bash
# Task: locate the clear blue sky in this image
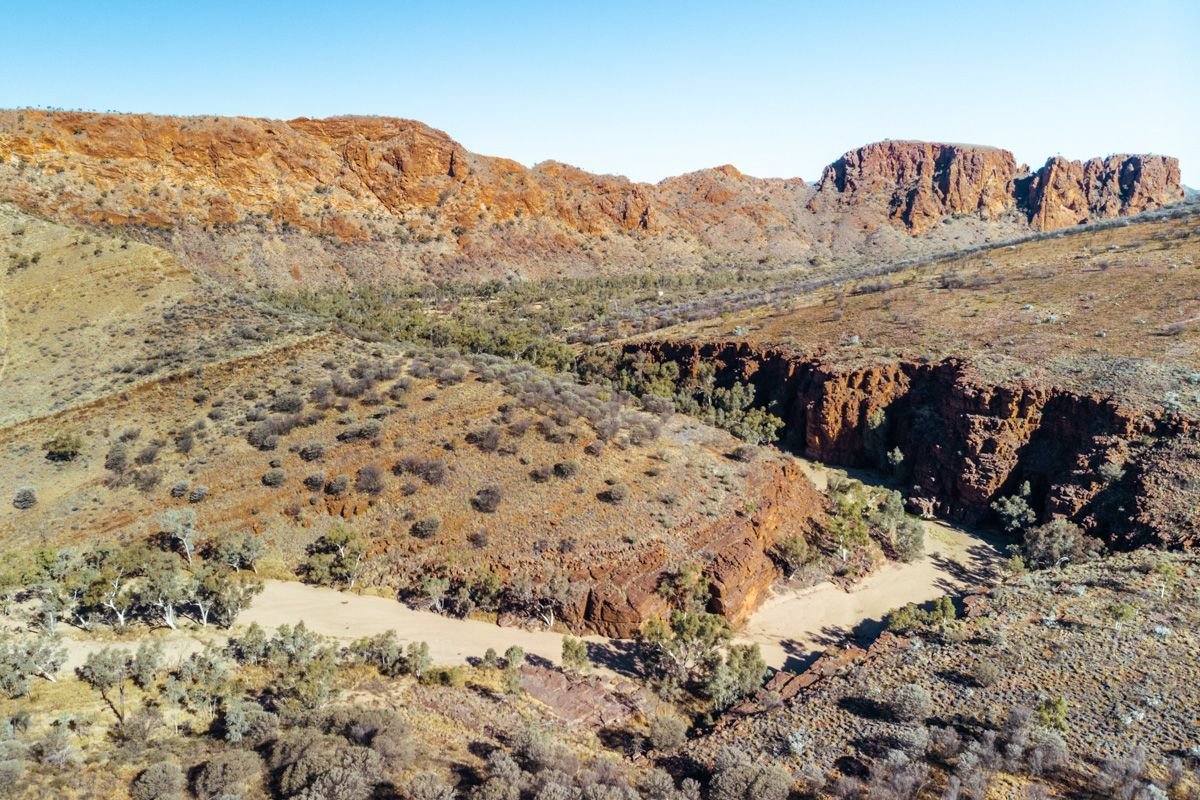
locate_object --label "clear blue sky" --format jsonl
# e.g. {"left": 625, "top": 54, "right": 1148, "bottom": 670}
{"left": 2, "top": 0, "right": 1196, "bottom": 184}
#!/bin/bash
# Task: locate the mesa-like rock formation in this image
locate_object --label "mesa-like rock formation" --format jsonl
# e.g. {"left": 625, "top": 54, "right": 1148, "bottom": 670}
{"left": 809, "top": 141, "right": 1019, "bottom": 234}
{"left": 0, "top": 110, "right": 1184, "bottom": 283}
{"left": 810, "top": 141, "right": 1183, "bottom": 234}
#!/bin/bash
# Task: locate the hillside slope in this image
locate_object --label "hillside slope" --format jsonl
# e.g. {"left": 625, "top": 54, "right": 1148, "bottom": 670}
{"left": 0, "top": 110, "right": 1183, "bottom": 284}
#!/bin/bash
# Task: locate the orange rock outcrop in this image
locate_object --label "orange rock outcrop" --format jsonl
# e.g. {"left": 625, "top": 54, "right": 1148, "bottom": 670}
{"left": 1025, "top": 154, "right": 1184, "bottom": 230}
{"left": 570, "top": 458, "right": 827, "bottom": 637}
{"left": 811, "top": 141, "right": 1019, "bottom": 234}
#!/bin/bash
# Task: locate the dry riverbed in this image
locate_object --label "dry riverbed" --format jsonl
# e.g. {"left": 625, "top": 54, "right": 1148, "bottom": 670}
{"left": 28, "top": 460, "right": 1001, "bottom": 678}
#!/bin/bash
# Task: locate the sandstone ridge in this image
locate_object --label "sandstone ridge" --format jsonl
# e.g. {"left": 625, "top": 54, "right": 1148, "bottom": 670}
{"left": 0, "top": 110, "right": 1184, "bottom": 283}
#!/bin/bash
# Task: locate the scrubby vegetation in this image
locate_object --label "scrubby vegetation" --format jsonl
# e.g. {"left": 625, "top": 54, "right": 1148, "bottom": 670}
{"left": 0, "top": 523, "right": 263, "bottom": 638}
{"left": 825, "top": 476, "right": 924, "bottom": 565}
{"left": 694, "top": 549, "right": 1200, "bottom": 799}
{"left": 265, "top": 270, "right": 810, "bottom": 370}
{"left": 2, "top": 200, "right": 1198, "bottom": 799}
{"left": 578, "top": 352, "right": 784, "bottom": 445}
{"left": 268, "top": 286, "right": 786, "bottom": 445}
{"left": 0, "top": 586, "right": 784, "bottom": 800}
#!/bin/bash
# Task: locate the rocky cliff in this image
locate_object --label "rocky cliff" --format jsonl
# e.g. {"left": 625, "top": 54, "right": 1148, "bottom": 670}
{"left": 0, "top": 110, "right": 1184, "bottom": 283}
{"left": 623, "top": 340, "right": 1195, "bottom": 548}
{"left": 811, "top": 141, "right": 1183, "bottom": 233}
{"left": 0, "top": 111, "right": 658, "bottom": 238}
{"left": 568, "top": 458, "right": 827, "bottom": 637}
{"left": 0, "top": 110, "right": 816, "bottom": 282}
{"left": 1024, "top": 154, "right": 1184, "bottom": 230}
{"left": 809, "top": 141, "right": 1019, "bottom": 234}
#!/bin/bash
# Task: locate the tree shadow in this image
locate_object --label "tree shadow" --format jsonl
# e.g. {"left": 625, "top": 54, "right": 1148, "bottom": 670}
{"left": 653, "top": 752, "right": 709, "bottom": 783}
{"left": 597, "top": 725, "right": 643, "bottom": 757}
{"left": 837, "top": 695, "right": 890, "bottom": 721}
{"left": 930, "top": 547, "right": 997, "bottom": 594}
{"left": 778, "top": 639, "right": 822, "bottom": 673}
{"left": 777, "top": 615, "right": 889, "bottom": 672}
{"left": 812, "top": 624, "right": 854, "bottom": 648}
{"left": 834, "top": 754, "right": 870, "bottom": 779}
{"left": 467, "top": 683, "right": 502, "bottom": 702}
{"left": 466, "top": 740, "right": 495, "bottom": 761}
{"left": 1091, "top": 575, "right": 1139, "bottom": 594}
{"left": 848, "top": 615, "right": 887, "bottom": 643}
{"left": 585, "top": 639, "right": 642, "bottom": 679}
{"left": 937, "top": 668, "right": 977, "bottom": 688}
{"left": 851, "top": 732, "right": 910, "bottom": 759}
{"left": 447, "top": 761, "right": 483, "bottom": 793}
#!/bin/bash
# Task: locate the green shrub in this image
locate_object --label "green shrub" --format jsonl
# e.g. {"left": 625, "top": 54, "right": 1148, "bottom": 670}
{"left": 394, "top": 457, "right": 447, "bottom": 486}
{"left": 11, "top": 488, "right": 36, "bottom": 511}
{"left": 553, "top": 460, "right": 580, "bottom": 478}
{"left": 894, "top": 517, "right": 925, "bottom": 562}
{"left": 891, "top": 683, "right": 932, "bottom": 722}
{"left": 105, "top": 443, "right": 129, "bottom": 473}
{"left": 599, "top": 484, "right": 628, "bottom": 504}
{"left": 130, "top": 762, "right": 184, "bottom": 800}
{"left": 302, "top": 528, "right": 365, "bottom": 589}
{"left": 193, "top": 750, "right": 264, "bottom": 800}
{"left": 299, "top": 442, "right": 325, "bottom": 462}
{"left": 974, "top": 661, "right": 1001, "bottom": 688}
{"left": 992, "top": 481, "right": 1036, "bottom": 534}
{"left": 410, "top": 516, "right": 441, "bottom": 539}
{"left": 471, "top": 486, "right": 502, "bottom": 513}
{"left": 45, "top": 432, "right": 83, "bottom": 462}
{"left": 1022, "top": 518, "right": 1102, "bottom": 569}
{"left": 355, "top": 464, "right": 385, "bottom": 495}
{"left": 561, "top": 636, "right": 589, "bottom": 674}
{"left": 647, "top": 710, "right": 688, "bottom": 752}
{"left": 1037, "top": 696, "right": 1069, "bottom": 731}
{"left": 466, "top": 426, "right": 502, "bottom": 453}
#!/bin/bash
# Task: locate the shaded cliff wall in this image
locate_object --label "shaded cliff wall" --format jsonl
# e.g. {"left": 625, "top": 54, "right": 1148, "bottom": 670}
{"left": 625, "top": 340, "right": 1192, "bottom": 547}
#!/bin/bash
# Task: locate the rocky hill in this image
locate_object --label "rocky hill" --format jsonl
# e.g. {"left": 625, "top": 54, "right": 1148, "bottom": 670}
{"left": 810, "top": 140, "right": 1182, "bottom": 234}
{"left": 1024, "top": 153, "right": 1183, "bottom": 229}
{"left": 0, "top": 110, "right": 1183, "bottom": 284}
{"left": 808, "top": 141, "right": 1020, "bottom": 234}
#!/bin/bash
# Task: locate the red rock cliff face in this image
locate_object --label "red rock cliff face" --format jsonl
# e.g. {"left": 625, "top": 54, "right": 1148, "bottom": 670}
{"left": 810, "top": 141, "right": 1019, "bottom": 234}
{"left": 564, "top": 458, "right": 827, "bottom": 637}
{"left": 1024, "top": 154, "right": 1184, "bottom": 230}
{"left": 0, "top": 111, "right": 819, "bottom": 253}
{"left": 625, "top": 340, "right": 1192, "bottom": 547}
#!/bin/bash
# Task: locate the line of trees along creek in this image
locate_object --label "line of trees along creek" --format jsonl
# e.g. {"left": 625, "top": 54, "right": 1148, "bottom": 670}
{"left": 0, "top": 509, "right": 263, "bottom": 637}
{"left": 0, "top": 509, "right": 264, "bottom": 701}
